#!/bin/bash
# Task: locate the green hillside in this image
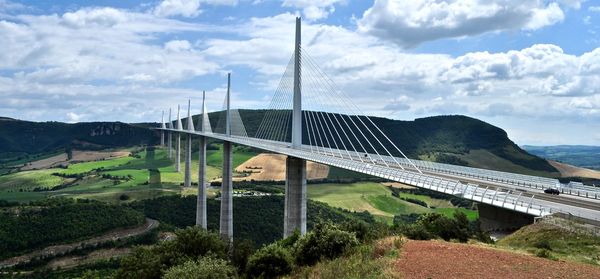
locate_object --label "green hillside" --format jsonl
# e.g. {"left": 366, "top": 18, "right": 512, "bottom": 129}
{"left": 0, "top": 119, "right": 158, "bottom": 159}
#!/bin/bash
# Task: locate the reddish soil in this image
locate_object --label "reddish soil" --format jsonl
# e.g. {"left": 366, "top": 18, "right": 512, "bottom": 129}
{"left": 394, "top": 240, "right": 600, "bottom": 279}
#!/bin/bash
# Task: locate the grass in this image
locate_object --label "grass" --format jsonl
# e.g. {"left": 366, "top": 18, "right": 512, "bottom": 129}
{"left": 290, "top": 237, "right": 403, "bottom": 279}
{"left": 459, "top": 149, "right": 559, "bottom": 178}
{"left": 497, "top": 219, "right": 600, "bottom": 265}
{"left": 206, "top": 144, "right": 256, "bottom": 169}
{"left": 0, "top": 144, "right": 254, "bottom": 203}
{"left": 0, "top": 169, "right": 66, "bottom": 191}
{"left": 308, "top": 182, "right": 477, "bottom": 223}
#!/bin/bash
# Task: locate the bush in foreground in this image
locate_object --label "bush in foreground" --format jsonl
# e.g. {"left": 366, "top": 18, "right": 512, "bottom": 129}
{"left": 294, "top": 223, "right": 359, "bottom": 266}
{"left": 245, "top": 243, "right": 293, "bottom": 279}
{"left": 163, "top": 257, "right": 238, "bottom": 279}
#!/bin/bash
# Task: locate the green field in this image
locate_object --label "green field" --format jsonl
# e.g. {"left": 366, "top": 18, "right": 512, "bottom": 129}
{"left": 308, "top": 182, "right": 478, "bottom": 223}
{"left": 0, "top": 144, "right": 255, "bottom": 203}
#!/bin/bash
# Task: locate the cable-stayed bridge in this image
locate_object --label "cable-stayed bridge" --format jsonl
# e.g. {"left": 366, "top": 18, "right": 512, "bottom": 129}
{"left": 157, "top": 18, "right": 600, "bottom": 241}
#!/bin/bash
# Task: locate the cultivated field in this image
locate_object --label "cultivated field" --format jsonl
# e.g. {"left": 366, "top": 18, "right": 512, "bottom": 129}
{"left": 235, "top": 153, "right": 329, "bottom": 181}
{"left": 549, "top": 160, "right": 600, "bottom": 179}
{"left": 307, "top": 182, "right": 477, "bottom": 223}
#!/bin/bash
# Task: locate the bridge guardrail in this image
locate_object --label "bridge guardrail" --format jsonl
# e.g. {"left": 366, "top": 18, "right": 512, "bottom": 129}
{"left": 163, "top": 130, "right": 598, "bottom": 220}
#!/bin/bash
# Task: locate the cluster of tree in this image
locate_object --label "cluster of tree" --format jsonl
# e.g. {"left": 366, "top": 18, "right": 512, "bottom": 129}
{"left": 116, "top": 221, "right": 372, "bottom": 279}
{"left": 395, "top": 212, "right": 491, "bottom": 243}
{"left": 399, "top": 197, "right": 428, "bottom": 207}
{"left": 0, "top": 198, "right": 145, "bottom": 260}
{"left": 130, "top": 195, "right": 375, "bottom": 246}
{"left": 434, "top": 153, "right": 470, "bottom": 166}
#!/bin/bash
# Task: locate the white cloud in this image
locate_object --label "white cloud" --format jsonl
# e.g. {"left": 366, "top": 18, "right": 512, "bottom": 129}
{"left": 154, "top": 0, "right": 202, "bottom": 18}
{"left": 153, "top": 0, "right": 239, "bottom": 18}
{"left": 165, "top": 40, "right": 192, "bottom": 52}
{"left": 358, "top": 0, "right": 568, "bottom": 47}
{"left": 589, "top": 6, "right": 600, "bottom": 12}
{"left": 282, "top": 0, "right": 345, "bottom": 21}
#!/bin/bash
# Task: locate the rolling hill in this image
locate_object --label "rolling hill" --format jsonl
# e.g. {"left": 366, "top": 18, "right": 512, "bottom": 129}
{"left": 0, "top": 119, "right": 159, "bottom": 160}
{"left": 1, "top": 112, "right": 558, "bottom": 177}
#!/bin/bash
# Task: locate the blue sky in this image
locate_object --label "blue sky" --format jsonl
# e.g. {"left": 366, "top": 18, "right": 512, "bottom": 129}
{"left": 0, "top": 0, "right": 599, "bottom": 145}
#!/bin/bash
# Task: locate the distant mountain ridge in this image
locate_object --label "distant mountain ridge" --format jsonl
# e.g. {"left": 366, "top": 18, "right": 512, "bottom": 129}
{"left": 0, "top": 119, "right": 158, "bottom": 156}
{"left": 1, "top": 113, "right": 558, "bottom": 176}
{"left": 523, "top": 145, "right": 600, "bottom": 171}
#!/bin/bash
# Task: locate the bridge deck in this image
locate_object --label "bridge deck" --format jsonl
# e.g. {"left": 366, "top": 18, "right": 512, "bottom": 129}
{"left": 160, "top": 128, "right": 600, "bottom": 223}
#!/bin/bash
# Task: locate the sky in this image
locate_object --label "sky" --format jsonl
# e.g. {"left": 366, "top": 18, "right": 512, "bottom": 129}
{"left": 0, "top": 0, "right": 599, "bottom": 145}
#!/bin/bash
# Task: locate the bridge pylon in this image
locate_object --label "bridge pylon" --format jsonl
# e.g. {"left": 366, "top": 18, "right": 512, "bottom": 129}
{"left": 175, "top": 105, "right": 182, "bottom": 172}
{"left": 184, "top": 99, "right": 194, "bottom": 188}
{"left": 196, "top": 91, "right": 208, "bottom": 229}
{"left": 220, "top": 73, "right": 233, "bottom": 243}
{"left": 168, "top": 108, "right": 172, "bottom": 159}
{"left": 160, "top": 110, "right": 165, "bottom": 147}
{"left": 284, "top": 16, "right": 307, "bottom": 237}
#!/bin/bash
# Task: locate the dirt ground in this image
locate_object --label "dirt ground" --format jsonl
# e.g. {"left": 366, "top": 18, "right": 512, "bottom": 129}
{"left": 20, "top": 150, "right": 130, "bottom": 171}
{"left": 549, "top": 160, "right": 600, "bottom": 179}
{"left": 394, "top": 240, "right": 600, "bottom": 279}
{"left": 46, "top": 248, "right": 131, "bottom": 270}
{"left": 235, "top": 153, "right": 329, "bottom": 181}
{"left": 70, "top": 150, "right": 130, "bottom": 162}
{"left": 21, "top": 153, "right": 69, "bottom": 170}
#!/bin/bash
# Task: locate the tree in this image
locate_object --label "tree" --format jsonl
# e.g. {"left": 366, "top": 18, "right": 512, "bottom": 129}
{"left": 246, "top": 243, "right": 293, "bottom": 279}
{"left": 163, "top": 257, "right": 237, "bottom": 279}
{"left": 293, "top": 223, "right": 359, "bottom": 266}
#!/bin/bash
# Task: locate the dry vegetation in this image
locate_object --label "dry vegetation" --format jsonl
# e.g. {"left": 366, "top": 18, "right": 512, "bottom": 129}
{"left": 549, "top": 160, "right": 600, "bottom": 179}
{"left": 235, "top": 153, "right": 329, "bottom": 181}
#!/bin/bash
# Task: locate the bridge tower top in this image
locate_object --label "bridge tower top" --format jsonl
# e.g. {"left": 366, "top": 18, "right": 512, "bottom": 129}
{"left": 168, "top": 108, "right": 172, "bottom": 129}
{"left": 187, "top": 99, "right": 195, "bottom": 131}
{"left": 176, "top": 105, "right": 183, "bottom": 130}
{"left": 292, "top": 17, "right": 302, "bottom": 149}
{"left": 161, "top": 110, "right": 166, "bottom": 129}
{"left": 226, "top": 73, "right": 231, "bottom": 136}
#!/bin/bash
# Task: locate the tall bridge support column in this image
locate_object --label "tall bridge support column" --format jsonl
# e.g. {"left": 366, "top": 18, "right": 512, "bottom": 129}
{"left": 168, "top": 131, "right": 172, "bottom": 159}
{"left": 160, "top": 131, "right": 164, "bottom": 147}
{"left": 196, "top": 136, "right": 207, "bottom": 228}
{"left": 284, "top": 156, "right": 307, "bottom": 237}
{"left": 478, "top": 203, "right": 535, "bottom": 232}
{"left": 184, "top": 134, "right": 192, "bottom": 187}
{"left": 176, "top": 133, "right": 181, "bottom": 172}
{"left": 220, "top": 141, "right": 233, "bottom": 243}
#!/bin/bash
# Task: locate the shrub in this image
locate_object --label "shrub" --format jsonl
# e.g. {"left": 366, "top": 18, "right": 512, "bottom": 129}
{"left": 294, "top": 223, "right": 359, "bottom": 266}
{"left": 169, "top": 227, "right": 228, "bottom": 259}
{"left": 119, "top": 194, "right": 130, "bottom": 201}
{"left": 401, "top": 212, "right": 471, "bottom": 242}
{"left": 116, "top": 227, "right": 228, "bottom": 279}
{"left": 163, "top": 257, "right": 238, "bottom": 279}
{"left": 533, "top": 240, "right": 552, "bottom": 250}
{"left": 535, "top": 248, "right": 555, "bottom": 260}
{"left": 246, "top": 243, "right": 293, "bottom": 279}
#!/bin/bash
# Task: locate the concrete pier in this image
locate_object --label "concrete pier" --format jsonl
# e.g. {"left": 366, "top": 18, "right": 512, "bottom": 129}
{"left": 220, "top": 141, "right": 233, "bottom": 242}
{"left": 160, "top": 111, "right": 165, "bottom": 147}
{"left": 168, "top": 108, "right": 172, "bottom": 159}
{"left": 478, "top": 203, "right": 535, "bottom": 231}
{"left": 176, "top": 134, "right": 181, "bottom": 172}
{"left": 184, "top": 134, "right": 192, "bottom": 187}
{"left": 196, "top": 136, "right": 207, "bottom": 228}
{"left": 284, "top": 156, "right": 307, "bottom": 237}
